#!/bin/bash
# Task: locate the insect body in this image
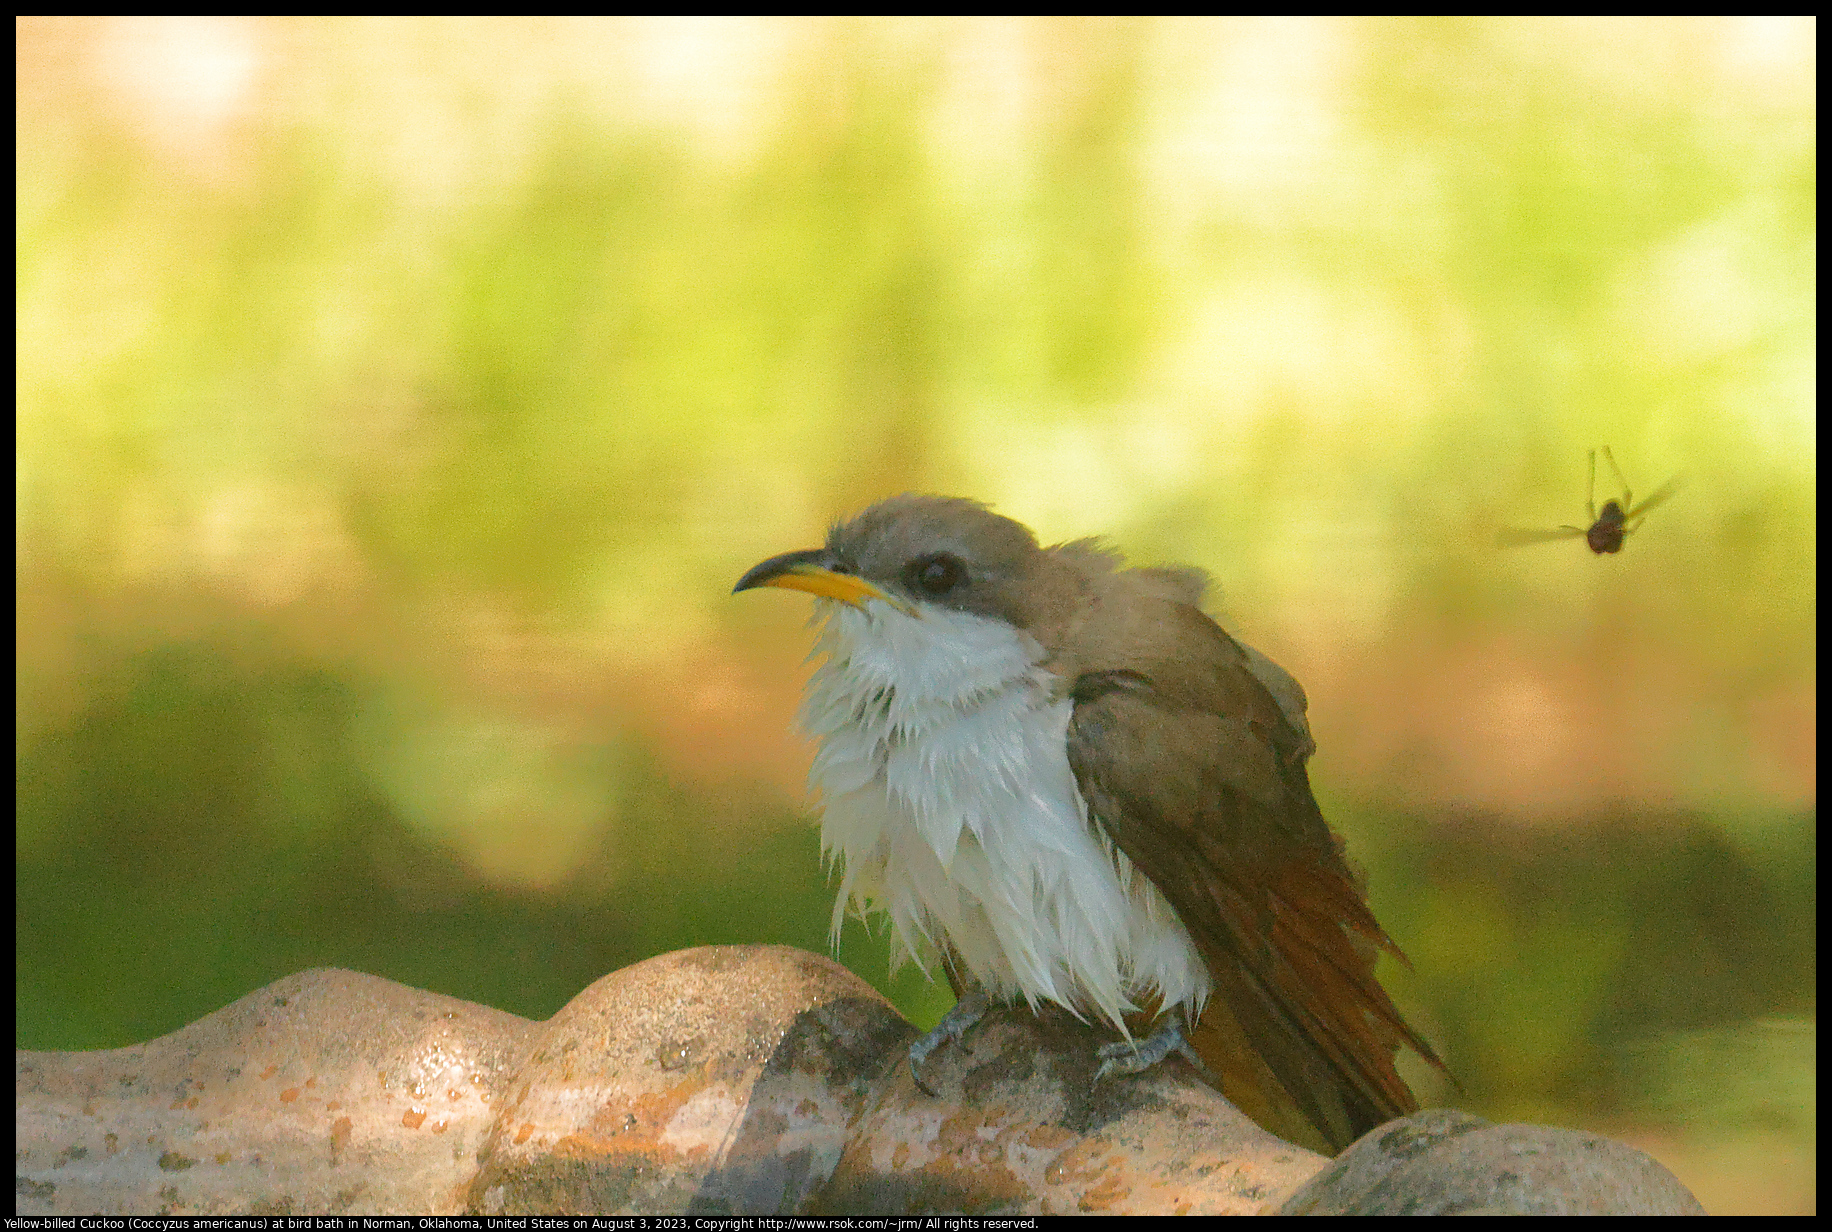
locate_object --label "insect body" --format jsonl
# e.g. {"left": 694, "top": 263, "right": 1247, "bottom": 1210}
{"left": 1500, "top": 447, "right": 1682, "bottom": 555}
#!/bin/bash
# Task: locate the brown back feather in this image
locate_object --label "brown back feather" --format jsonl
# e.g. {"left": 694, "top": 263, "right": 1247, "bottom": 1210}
{"left": 1059, "top": 587, "right": 1446, "bottom": 1152}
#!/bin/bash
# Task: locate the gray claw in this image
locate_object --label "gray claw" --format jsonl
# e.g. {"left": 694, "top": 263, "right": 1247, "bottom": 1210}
{"left": 909, "top": 990, "right": 990, "bottom": 1095}
{"left": 1095, "top": 1021, "right": 1215, "bottom": 1085}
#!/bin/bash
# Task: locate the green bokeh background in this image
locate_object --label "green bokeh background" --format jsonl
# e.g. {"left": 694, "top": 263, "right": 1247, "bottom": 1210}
{"left": 17, "top": 17, "right": 1814, "bottom": 1213}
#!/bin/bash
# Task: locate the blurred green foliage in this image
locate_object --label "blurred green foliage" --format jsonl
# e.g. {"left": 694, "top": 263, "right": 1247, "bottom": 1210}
{"left": 15, "top": 17, "right": 1814, "bottom": 1212}
{"left": 15, "top": 637, "right": 954, "bottom": 1050}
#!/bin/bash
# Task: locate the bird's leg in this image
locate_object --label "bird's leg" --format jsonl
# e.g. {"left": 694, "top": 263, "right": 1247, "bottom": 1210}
{"left": 909, "top": 988, "right": 990, "bottom": 1096}
{"left": 1095, "top": 1020, "right": 1216, "bottom": 1085}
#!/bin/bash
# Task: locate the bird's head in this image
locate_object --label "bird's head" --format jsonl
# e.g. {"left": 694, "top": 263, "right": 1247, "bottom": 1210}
{"left": 734, "top": 494, "right": 1065, "bottom": 630}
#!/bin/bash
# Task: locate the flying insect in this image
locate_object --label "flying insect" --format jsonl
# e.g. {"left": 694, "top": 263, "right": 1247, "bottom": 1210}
{"left": 1500, "top": 447, "right": 1682, "bottom": 555}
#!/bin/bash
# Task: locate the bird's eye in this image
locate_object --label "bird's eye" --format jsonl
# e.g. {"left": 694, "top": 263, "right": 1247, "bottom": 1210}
{"left": 906, "top": 553, "right": 967, "bottom": 597}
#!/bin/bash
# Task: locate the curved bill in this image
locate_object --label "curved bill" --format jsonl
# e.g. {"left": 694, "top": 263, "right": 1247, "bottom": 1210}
{"left": 734, "top": 548, "right": 917, "bottom": 616}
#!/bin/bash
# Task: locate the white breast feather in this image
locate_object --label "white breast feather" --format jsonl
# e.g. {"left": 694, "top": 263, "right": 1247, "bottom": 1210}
{"left": 800, "top": 598, "right": 1211, "bottom": 1035}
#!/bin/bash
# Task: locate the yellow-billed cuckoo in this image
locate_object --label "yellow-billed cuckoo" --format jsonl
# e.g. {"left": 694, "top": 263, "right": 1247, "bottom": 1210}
{"left": 735, "top": 494, "right": 1445, "bottom": 1152}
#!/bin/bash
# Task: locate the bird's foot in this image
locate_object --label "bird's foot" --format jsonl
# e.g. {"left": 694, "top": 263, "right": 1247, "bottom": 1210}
{"left": 1095, "top": 1021, "right": 1215, "bottom": 1085}
{"left": 909, "top": 989, "right": 990, "bottom": 1096}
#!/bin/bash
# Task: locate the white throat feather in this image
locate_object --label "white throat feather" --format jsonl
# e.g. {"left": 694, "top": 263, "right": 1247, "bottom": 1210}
{"left": 799, "top": 596, "right": 1210, "bottom": 1034}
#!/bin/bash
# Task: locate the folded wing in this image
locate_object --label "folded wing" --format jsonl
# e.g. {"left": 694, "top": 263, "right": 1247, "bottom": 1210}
{"left": 1064, "top": 606, "right": 1445, "bottom": 1151}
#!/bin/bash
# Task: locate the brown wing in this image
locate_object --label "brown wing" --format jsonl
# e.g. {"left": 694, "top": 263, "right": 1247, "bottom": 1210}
{"left": 1064, "top": 611, "right": 1445, "bottom": 1151}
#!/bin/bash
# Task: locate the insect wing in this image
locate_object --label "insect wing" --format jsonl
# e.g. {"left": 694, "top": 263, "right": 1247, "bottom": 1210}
{"left": 1497, "top": 525, "right": 1589, "bottom": 547}
{"left": 1625, "top": 476, "right": 1685, "bottom": 521}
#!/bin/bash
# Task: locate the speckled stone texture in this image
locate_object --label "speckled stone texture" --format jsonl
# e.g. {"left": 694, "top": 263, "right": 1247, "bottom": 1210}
{"left": 17, "top": 947, "right": 1703, "bottom": 1215}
